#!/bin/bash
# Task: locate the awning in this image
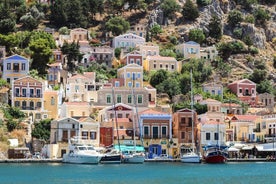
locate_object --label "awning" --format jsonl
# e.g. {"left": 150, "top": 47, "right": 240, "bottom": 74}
{"left": 241, "top": 145, "right": 254, "bottom": 150}
{"left": 227, "top": 147, "right": 240, "bottom": 152}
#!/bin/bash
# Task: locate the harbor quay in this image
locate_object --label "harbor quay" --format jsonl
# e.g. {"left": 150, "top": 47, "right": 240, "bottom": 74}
{"left": 1, "top": 158, "right": 276, "bottom": 163}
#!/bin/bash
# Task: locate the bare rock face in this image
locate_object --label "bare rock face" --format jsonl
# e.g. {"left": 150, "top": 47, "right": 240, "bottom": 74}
{"left": 265, "top": 21, "right": 276, "bottom": 42}
{"left": 241, "top": 23, "right": 266, "bottom": 49}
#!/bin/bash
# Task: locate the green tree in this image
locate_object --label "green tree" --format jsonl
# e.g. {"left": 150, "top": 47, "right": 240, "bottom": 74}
{"left": 105, "top": 16, "right": 130, "bottom": 36}
{"left": 149, "top": 69, "right": 169, "bottom": 88}
{"left": 208, "top": 15, "right": 222, "bottom": 41}
{"left": 149, "top": 23, "right": 162, "bottom": 39}
{"left": 114, "top": 47, "right": 121, "bottom": 59}
{"left": 228, "top": 10, "right": 243, "bottom": 27}
{"left": 50, "top": 0, "right": 67, "bottom": 27}
{"left": 29, "top": 38, "right": 53, "bottom": 75}
{"left": 31, "top": 119, "right": 51, "bottom": 142}
{"left": 257, "top": 80, "right": 273, "bottom": 94}
{"left": 0, "top": 2, "right": 16, "bottom": 34}
{"left": 196, "top": 0, "right": 211, "bottom": 6}
{"left": 61, "top": 41, "right": 82, "bottom": 72}
{"left": 248, "top": 69, "right": 267, "bottom": 84}
{"left": 160, "top": 0, "right": 181, "bottom": 20}
{"left": 182, "top": 0, "right": 199, "bottom": 21}
{"left": 66, "top": 0, "right": 86, "bottom": 28}
{"left": 188, "top": 29, "right": 205, "bottom": 44}
{"left": 156, "top": 77, "right": 181, "bottom": 98}
{"left": 6, "top": 119, "right": 18, "bottom": 132}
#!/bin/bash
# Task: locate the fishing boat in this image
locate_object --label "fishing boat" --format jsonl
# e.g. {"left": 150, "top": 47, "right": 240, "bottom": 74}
{"left": 204, "top": 146, "right": 228, "bottom": 163}
{"left": 62, "top": 144, "right": 102, "bottom": 164}
{"left": 181, "top": 70, "right": 201, "bottom": 163}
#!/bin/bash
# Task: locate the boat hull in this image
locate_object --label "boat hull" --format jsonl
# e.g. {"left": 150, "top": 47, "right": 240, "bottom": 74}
{"left": 62, "top": 154, "right": 101, "bottom": 164}
{"left": 181, "top": 155, "right": 201, "bottom": 163}
{"left": 100, "top": 154, "right": 122, "bottom": 164}
{"left": 123, "top": 154, "right": 145, "bottom": 163}
{"left": 205, "top": 155, "right": 227, "bottom": 163}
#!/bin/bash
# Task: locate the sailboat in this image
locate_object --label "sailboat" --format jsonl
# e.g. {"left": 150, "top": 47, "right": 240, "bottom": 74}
{"left": 122, "top": 74, "right": 145, "bottom": 163}
{"left": 181, "top": 70, "right": 201, "bottom": 163}
{"left": 100, "top": 87, "right": 122, "bottom": 164}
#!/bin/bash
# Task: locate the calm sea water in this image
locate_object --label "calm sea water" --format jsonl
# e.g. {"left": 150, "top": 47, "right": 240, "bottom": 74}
{"left": 0, "top": 162, "right": 276, "bottom": 184}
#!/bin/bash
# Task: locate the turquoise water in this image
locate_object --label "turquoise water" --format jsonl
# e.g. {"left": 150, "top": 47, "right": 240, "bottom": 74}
{"left": 0, "top": 162, "right": 276, "bottom": 184}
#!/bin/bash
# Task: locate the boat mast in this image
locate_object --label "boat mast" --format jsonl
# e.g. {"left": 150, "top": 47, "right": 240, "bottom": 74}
{"left": 190, "top": 69, "right": 195, "bottom": 153}
{"left": 112, "top": 87, "right": 121, "bottom": 151}
{"left": 131, "top": 74, "right": 137, "bottom": 151}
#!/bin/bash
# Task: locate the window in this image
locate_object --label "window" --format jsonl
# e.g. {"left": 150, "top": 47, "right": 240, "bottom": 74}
{"left": 137, "top": 72, "right": 141, "bottom": 78}
{"left": 130, "top": 59, "right": 134, "bottom": 64}
{"left": 128, "top": 82, "right": 132, "bottom": 87}
{"left": 7, "top": 63, "right": 11, "bottom": 70}
{"left": 106, "top": 94, "right": 111, "bottom": 104}
{"left": 127, "top": 73, "right": 131, "bottom": 78}
{"left": 35, "top": 113, "right": 41, "bottom": 119}
{"left": 22, "top": 88, "right": 27, "bottom": 97}
{"left": 136, "top": 59, "right": 141, "bottom": 65}
{"left": 30, "top": 101, "right": 34, "bottom": 110}
{"left": 51, "top": 97, "right": 55, "bottom": 105}
{"left": 15, "top": 88, "right": 20, "bottom": 97}
{"left": 117, "top": 114, "right": 122, "bottom": 118}
{"left": 15, "top": 101, "right": 20, "bottom": 107}
{"left": 153, "top": 64, "right": 156, "bottom": 69}
{"left": 29, "top": 89, "right": 34, "bottom": 97}
{"left": 115, "top": 81, "right": 120, "bottom": 87}
{"left": 13, "top": 63, "right": 19, "bottom": 72}
{"left": 180, "top": 117, "right": 185, "bottom": 124}
{"left": 117, "top": 94, "right": 122, "bottom": 103}
{"left": 144, "top": 126, "right": 149, "bottom": 137}
{"left": 171, "top": 65, "right": 174, "bottom": 70}
{"left": 137, "top": 95, "right": 143, "bottom": 104}
{"left": 37, "top": 102, "right": 42, "bottom": 108}
{"left": 181, "top": 132, "right": 185, "bottom": 139}
{"left": 75, "top": 85, "right": 79, "bottom": 92}
{"left": 161, "top": 126, "right": 167, "bottom": 138}
{"left": 152, "top": 126, "right": 158, "bottom": 139}
{"left": 160, "top": 64, "right": 163, "bottom": 68}
{"left": 127, "top": 95, "right": 132, "bottom": 104}
{"left": 239, "top": 88, "right": 242, "bottom": 94}
{"left": 206, "top": 133, "right": 210, "bottom": 140}
{"left": 214, "top": 132, "right": 218, "bottom": 140}
{"left": 22, "top": 101, "right": 27, "bottom": 109}
{"left": 90, "top": 132, "right": 97, "bottom": 140}
{"left": 36, "top": 89, "right": 41, "bottom": 97}
{"left": 188, "top": 118, "right": 192, "bottom": 127}
{"left": 135, "top": 82, "right": 140, "bottom": 88}
{"left": 82, "top": 131, "right": 88, "bottom": 139}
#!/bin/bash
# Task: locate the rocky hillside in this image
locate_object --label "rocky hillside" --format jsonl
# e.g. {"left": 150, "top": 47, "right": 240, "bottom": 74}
{"left": 109, "top": 0, "right": 275, "bottom": 83}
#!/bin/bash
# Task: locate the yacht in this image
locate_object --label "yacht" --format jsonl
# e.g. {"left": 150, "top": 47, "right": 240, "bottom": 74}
{"left": 62, "top": 144, "right": 102, "bottom": 164}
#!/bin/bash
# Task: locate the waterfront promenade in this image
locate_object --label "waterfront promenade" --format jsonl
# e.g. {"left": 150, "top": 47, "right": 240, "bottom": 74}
{"left": 1, "top": 157, "right": 275, "bottom": 163}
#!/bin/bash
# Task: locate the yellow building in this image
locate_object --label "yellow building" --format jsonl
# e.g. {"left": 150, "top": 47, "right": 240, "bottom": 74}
{"left": 43, "top": 90, "right": 59, "bottom": 120}
{"left": 143, "top": 55, "right": 180, "bottom": 73}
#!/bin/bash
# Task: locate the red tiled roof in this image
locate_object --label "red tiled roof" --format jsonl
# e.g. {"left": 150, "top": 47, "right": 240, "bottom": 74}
{"left": 64, "top": 102, "right": 89, "bottom": 105}
{"left": 205, "top": 120, "right": 224, "bottom": 125}
{"left": 232, "top": 115, "right": 259, "bottom": 121}
{"left": 139, "top": 108, "right": 167, "bottom": 115}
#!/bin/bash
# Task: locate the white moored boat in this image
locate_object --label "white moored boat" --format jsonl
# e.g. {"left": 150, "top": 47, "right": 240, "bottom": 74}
{"left": 181, "top": 148, "right": 201, "bottom": 163}
{"left": 62, "top": 144, "right": 102, "bottom": 164}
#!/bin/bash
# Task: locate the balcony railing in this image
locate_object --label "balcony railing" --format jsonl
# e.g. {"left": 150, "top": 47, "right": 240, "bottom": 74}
{"left": 14, "top": 94, "right": 42, "bottom": 98}
{"left": 143, "top": 135, "right": 169, "bottom": 139}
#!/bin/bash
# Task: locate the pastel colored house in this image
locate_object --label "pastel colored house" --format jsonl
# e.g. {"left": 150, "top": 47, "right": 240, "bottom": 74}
{"left": 175, "top": 41, "right": 200, "bottom": 59}
{"left": 199, "top": 120, "right": 226, "bottom": 147}
{"left": 89, "top": 46, "right": 114, "bottom": 67}
{"left": 11, "top": 76, "right": 47, "bottom": 121}
{"left": 127, "top": 24, "right": 147, "bottom": 38}
{"left": 143, "top": 55, "right": 179, "bottom": 72}
{"left": 43, "top": 90, "right": 59, "bottom": 120}
{"left": 120, "top": 51, "right": 143, "bottom": 66}
{"left": 137, "top": 42, "right": 159, "bottom": 60}
{"left": 173, "top": 108, "right": 199, "bottom": 157}
{"left": 2, "top": 55, "right": 29, "bottom": 83}
{"left": 117, "top": 63, "right": 143, "bottom": 88}
{"left": 65, "top": 72, "right": 100, "bottom": 102}
{"left": 98, "top": 103, "right": 135, "bottom": 147}
{"left": 112, "top": 33, "right": 145, "bottom": 51}
{"left": 200, "top": 45, "right": 218, "bottom": 60}
{"left": 228, "top": 79, "right": 257, "bottom": 106}
{"left": 139, "top": 109, "right": 173, "bottom": 158}
{"left": 60, "top": 102, "right": 91, "bottom": 118}
{"left": 258, "top": 93, "right": 275, "bottom": 112}
{"left": 50, "top": 117, "right": 100, "bottom": 158}
{"left": 230, "top": 115, "right": 261, "bottom": 142}
{"left": 202, "top": 82, "right": 223, "bottom": 98}
{"left": 47, "top": 62, "right": 68, "bottom": 88}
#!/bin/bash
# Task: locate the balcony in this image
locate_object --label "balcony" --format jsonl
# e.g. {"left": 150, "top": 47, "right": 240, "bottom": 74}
{"left": 143, "top": 135, "right": 169, "bottom": 139}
